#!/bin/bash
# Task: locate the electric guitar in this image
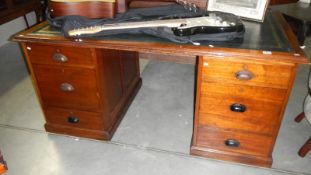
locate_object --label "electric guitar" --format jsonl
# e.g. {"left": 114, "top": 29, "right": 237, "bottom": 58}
{"left": 68, "top": 12, "right": 244, "bottom": 37}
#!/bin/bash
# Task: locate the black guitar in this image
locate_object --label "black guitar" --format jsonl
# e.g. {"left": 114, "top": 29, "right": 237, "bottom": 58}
{"left": 68, "top": 11, "right": 244, "bottom": 37}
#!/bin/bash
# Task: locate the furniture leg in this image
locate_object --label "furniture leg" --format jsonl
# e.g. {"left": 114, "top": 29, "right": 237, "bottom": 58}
{"left": 297, "top": 22, "right": 308, "bottom": 46}
{"left": 295, "top": 112, "right": 305, "bottom": 122}
{"left": 23, "top": 15, "right": 30, "bottom": 28}
{"left": 298, "top": 137, "right": 311, "bottom": 157}
{"left": 0, "top": 151, "right": 7, "bottom": 174}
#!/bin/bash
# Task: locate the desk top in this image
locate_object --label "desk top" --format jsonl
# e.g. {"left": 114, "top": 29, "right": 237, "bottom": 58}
{"left": 14, "top": 11, "right": 308, "bottom": 64}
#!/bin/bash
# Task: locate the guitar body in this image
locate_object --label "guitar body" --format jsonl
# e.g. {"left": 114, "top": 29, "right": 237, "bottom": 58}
{"left": 165, "top": 12, "right": 245, "bottom": 37}
{"left": 172, "top": 23, "right": 245, "bottom": 36}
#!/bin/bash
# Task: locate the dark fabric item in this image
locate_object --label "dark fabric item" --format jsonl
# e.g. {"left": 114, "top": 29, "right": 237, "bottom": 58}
{"left": 46, "top": 5, "right": 245, "bottom": 44}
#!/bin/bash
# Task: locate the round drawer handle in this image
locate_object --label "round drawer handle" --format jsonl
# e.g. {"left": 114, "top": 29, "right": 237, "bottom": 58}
{"left": 60, "top": 83, "right": 75, "bottom": 92}
{"left": 235, "top": 70, "right": 253, "bottom": 80}
{"left": 224, "top": 139, "right": 240, "bottom": 148}
{"left": 53, "top": 53, "right": 68, "bottom": 63}
{"left": 67, "top": 116, "right": 79, "bottom": 124}
{"left": 230, "top": 103, "right": 246, "bottom": 112}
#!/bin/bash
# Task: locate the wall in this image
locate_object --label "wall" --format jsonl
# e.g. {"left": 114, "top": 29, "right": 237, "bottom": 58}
{"left": 0, "top": 12, "right": 37, "bottom": 47}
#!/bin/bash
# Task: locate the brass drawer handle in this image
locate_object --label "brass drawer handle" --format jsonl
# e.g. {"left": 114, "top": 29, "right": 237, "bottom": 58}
{"left": 224, "top": 139, "right": 240, "bottom": 148}
{"left": 230, "top": 103, "right": 246, "bottom": 112}
{"left": 60, "top": 83, "right": 75, "bottom": 92}
{"left": 53, "top": 53, "right": 68, "bottom": 63}
{"left": 67, "top": 116, "right": 79, "bottom": 124}
{"left": 235, "top": 70, "right": 253, "bottom": 80}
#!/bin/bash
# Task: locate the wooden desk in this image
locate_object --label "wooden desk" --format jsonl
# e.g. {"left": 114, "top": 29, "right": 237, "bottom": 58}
{"left": 13, "top": 12, "right": 308, "bottom": 167}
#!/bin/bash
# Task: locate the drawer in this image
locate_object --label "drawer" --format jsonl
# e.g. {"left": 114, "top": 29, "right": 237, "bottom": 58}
{"left": 198, "top": 95, "right": 282, "bottom": 134}
{"left": 25, "top": 43, "right": 95, "bottom": 67}
{"left": 33, "top": 65, "right": 100, "bottom": 110}
{"left": 196, "top": 127, "right": 273, "bottom": 157}
{"left": 201, "top": 82, "right": 287, "bottom": 102}
{"left": 45, "top": 107, "right": 105, "bottom": 130}
{"left": 201, "top": 58, "right": 293, "bottom": 88}
{"left": 198, "top": 96, "right": 282, "bottom": 135}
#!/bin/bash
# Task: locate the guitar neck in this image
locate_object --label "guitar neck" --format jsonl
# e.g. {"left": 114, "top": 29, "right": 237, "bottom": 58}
{"left": 68, "top": 18, "right": 187, "bottom": 36}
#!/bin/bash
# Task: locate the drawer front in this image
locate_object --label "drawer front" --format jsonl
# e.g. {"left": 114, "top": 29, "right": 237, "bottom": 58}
{"left": 25, "top": 43, "right": 95, "bottom": 67}
{"left": 196, "top": 127, "right": 273, "bottom": 157}
{"left": 198, "top": 95, "right": 282, "bottom": 134}
{"left": 201, "top": 58, "right": 293, "bottom": 88}
{"left": 201, "top": 82, "right": 287, "bottom": 102}
{"left": 33, "top": 65, "right": 100, "bottom": 110}
{"left": 45, "top": 107, "right": 105, "bottom": 130}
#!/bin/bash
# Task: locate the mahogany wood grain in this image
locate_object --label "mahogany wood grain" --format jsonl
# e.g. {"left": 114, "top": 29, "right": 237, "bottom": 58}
{"left": 94, "top": 49, "right": 141, "bottom": 135}
{"left": 198, "top": 96, "right": 282, "bottom": 135}
{"left": 45, "top": 123, "right": 112, "bottom": 140}
{"left": 129, "top": 0, "right": 207, "bottom": 9}
{"left": 116, "top": 0, "right": 131, "bottom": 13}
{"left": 48, "top": 1, "right": 115, "bottom": 18}
{"left": 192, "top": 55, "right": 300, "bottom": 167}
{"left": 25, "top": 43, "right": 96, "bottom": 68}
{"left": 32, "top": 65, "right": 101, "bottom": 111}
{"left": 120, "top": 0, "right": 208, "bottom": 13}
{"left": 44, "top": 77, "right": 141, "bottom": 140}
{"left": 45, "top": 107, "right": 106, "bottom": 130}
{"left": 200, "top": 82, "right": 287, "bottom": 102}
{"left": 187, "top": 0, "right": 206, "bottom": 8}
{"left": 129, "top": 0, "right": 175, "bottom": 8}
{"left": 24, "top": 43, "right": 142, "bottom": 140}
{"left": 191, "top": 146, "right": 272, "bottom": 167}
{"left": 97, "top": 49, "right": 124, "bottom": 113}
{"left": 195, "top": 126, "right": 274, "bottom": 157}
{"left": 120, "top": 51, "right": 140, "bottom": 92}
{"left": 13, "top": 11, "right": 308, "bottom": 167}
{"left": 201, "top": 57, "right": 294, "bottom": 89}
{"left": 13, "top": 25, "right": 308, "bottom": 66}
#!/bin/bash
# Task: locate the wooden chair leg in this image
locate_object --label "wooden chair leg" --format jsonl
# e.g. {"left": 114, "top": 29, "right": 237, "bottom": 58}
{"left": 298, "top": 137, "right": 311, "bottom": 157}
{"left": 295, "top": 112, "right": 305, "bottom": 122}
{"left": 0, "top": 151, "right": 7, "bottom": 174}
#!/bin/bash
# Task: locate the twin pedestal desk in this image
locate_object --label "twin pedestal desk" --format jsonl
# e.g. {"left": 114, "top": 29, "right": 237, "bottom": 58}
{"left": 14, "top": 12, "right": 308, "bottom": 167}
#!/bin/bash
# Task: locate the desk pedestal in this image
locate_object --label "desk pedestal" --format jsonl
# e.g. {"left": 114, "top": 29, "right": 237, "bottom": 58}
{"left": 191, "top": 56, "right": 298, "bottom": 167}
{"left": 22, "top": 43, "right": 141, "bottom": 140}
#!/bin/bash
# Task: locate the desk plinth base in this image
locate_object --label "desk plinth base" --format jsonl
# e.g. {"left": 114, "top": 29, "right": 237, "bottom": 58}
{"left": 190, "top": 146, "right": 272, "bottom": 167}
